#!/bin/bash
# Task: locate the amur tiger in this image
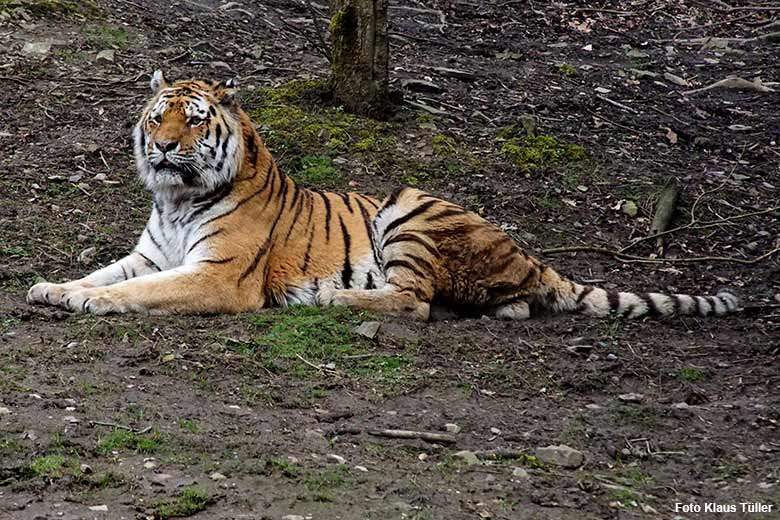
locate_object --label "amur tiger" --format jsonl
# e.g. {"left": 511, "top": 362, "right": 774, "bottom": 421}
{"left": 27, "top": 71, "right": 740, "bottom": 321}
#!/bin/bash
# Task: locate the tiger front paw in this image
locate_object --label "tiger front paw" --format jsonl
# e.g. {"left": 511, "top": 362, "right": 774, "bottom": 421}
{"left": 60, "top": 289, "right": 128, "bottom": 315}
{"left": 315, "top": 286, "right": 337, "bottom": 306}
{"left": 27, "top": 282, "right": 70, "bottom": 306}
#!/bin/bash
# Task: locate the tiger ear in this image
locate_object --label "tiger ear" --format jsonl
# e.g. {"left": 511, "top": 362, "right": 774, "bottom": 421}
{"left": 217, "top": 78, "right": 238, "bottom": 106}
{"left": 150, "top": 69, "right": 169, "bottom": 92}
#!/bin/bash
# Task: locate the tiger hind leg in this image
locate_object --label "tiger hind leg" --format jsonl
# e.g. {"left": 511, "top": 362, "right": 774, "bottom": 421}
{"left": 316, "top": 284, "right": 431, "bottom": 321}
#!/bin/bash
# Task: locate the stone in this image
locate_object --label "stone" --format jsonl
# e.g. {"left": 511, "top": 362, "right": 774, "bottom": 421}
{"left": 88, "top": 505, "right": 108, "bottom": 512}
{"left": 22, "top": 41, "right": 52, "bottom": 57}
{"left": 326, "top": 454, "right": 346, "bottom": 464}
{"left": 209, "top": 472, "right": 227, "bottom": 481}
{"left": 0, "top": 407, "right": 10, "bottom": 415}
{"left": 432, "top": 67, "right": 478, "bottom": 82}
{"left": 618, "top": 393, "right": 644, "bottom": 403}
{"left": 354, "top": 321, "right": 381, "bottom": 339}
{"left": 534, "top": 444, "right": 585, "bottom": 468}
{"left": 282, "top": 516, "right": 305, "bottom": 520}
{"left": 585, "top": 404, "right": 602, "bottom": 410}
{"left": 401, "top": 78, "right": 442, "bottom": 93}
{"left": 444, "top": 423, "right": 461, "bottom": 434}
{"left": 150, "top": 473, "right": 173, "bottom": 486}
{"left": 354, "top": 465, "right": 368, "bottom": 472}
{"left": 621, "top": 200, "right": 638, "bottom": 218}
{"left": 80, "top": 464, "right": 93, "bottom": 474}
{"left": 96, "top": 49, "right": 115, "bottom": 63}
{"left": 454, "top": 450, "right": 480, "bottom": 465}
{"left": 512, "top": 467, "right": 529, "bottom": 479}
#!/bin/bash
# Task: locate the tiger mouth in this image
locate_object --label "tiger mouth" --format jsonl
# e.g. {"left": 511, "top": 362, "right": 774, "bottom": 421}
{"left": 154, "top": 158, "right": 182, "bottom": 173}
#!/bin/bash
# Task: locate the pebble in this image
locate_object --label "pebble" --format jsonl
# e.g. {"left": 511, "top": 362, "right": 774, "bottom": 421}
{"left": 63, "top": 415, "right": 78, "bottom": 423}
{"left": 80, "top": 464, "right": 93, "bottom": 474}
{"left": 354, "top": 321, "right": 381, "bottom": 339}
{"left": 490, "top": 427, "right": 501, "bottom": 435}
{"left": 209, "top": 472, "right": 227, "bottom": 481}
{"left": 585, "top": 404, "right": 603, "bottom": 410}
{"left": 618, "top": 393, "right": 644, "bottom": 403}
{"left": 354, "top": 465, "right": 368, "bottom": 472}
{"left": 0, "top": 407, "right": 10, "bottom": 415}
{"left": 621, "top": 200, "right": 638, "bottom": 218}
{"left": 511, "top": 467, "right": 529, "bottom": 479}
{"left": 88, "top": 505, "right": 108, "bottom": 512}
{"left": 326, "top": 454, "right": 346, "bottom": 464}
{"left": 150, "top": 473, "right": 173, "bottom": 486}
{"left": 444, "top": 423, "right": 461, "bottom": 434}
{"left": 78, "top": 246, "right": 97, "bottom": 264}
{"left": 143, "top": 461, "right": 156, "bottom": 470}
{"left": 22, "top": 41, "right": 52, "bottom": 57}
{"left": 431, "top": 67, "right": 478, "bottom": 82}
{"left": 96, "top": 49, "right": 115, "bottom": 63}
{"left": 454, "top": 450, "right": 480, "bottom": 465}
{"left": 534, "top": 444, "right": 585, "bottom": 468}
{"left": 417, "top": 453, "right": 428, "bottom": 461}
{"left": 281, "top": 515, "right": 305, "bottom": 520}
{"left": 606, "top": 353, "right": 618, "bottom": 361}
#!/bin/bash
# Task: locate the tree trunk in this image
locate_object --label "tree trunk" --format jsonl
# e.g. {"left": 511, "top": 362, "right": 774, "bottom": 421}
{"left": 329, "top": 0, "right": 389, "bottom": 118}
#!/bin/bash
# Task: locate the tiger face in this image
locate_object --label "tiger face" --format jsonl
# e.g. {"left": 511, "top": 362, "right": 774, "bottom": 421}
{"left": 133, "top": 70, "right": 243, "bottom": 195}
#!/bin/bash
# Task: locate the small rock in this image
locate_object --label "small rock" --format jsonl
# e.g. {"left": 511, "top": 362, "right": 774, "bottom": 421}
{"left": 585, "top": 404, "right": 602, "bottom": 410}
{"left": 88, "top": 505, "right": 108, "bottom": 512}
{"left": 209, "top": 61, "right": 231, "bottom": 69}
{"left": 143, "top": 461, "right": 156, "bottom": 470}
{"left": 490, "top": 427, "right": 501, "bottom": 435}
{"left": 0, "top": 407, "right": 10, "bottom": 415}
{"left": 68, "top": 174, "right": 82, "bottom": 183}
{"left": 354, "top": 465, "right": 368, "bottom": 472}
{"left": 454, "top": 450, "right": 480, "bottom": 465}
{"left": 534, "top": 444, "right": 585, "bottom": 468}
{"left": 78, "top": 246, "right": 97, "bottom": 264}
{"left": 663, "top": 72, "right": 688, "bottom": 86}
{"left": 618, "top": 393, "right": 644, "bottom": 403}
{"left": 94, "top": 173, "right": 107, "bottom": 181}
{"left": 354, "top": 321, "right": 381, "bottom": 339}
{"left": 621, "top": 200, "right": 638, "bottom": 218}
{"left": 417, "top": 453, "right": 428, "bottom": 461}
{"left": 209, "top": 472, "right": 227, "bottom": 481}
{"left": 401, "top": 78, "right": 442, "bottom": 93}
{"left": 512, "top": 467, "right": 529, "bottom": 479}
{"left": 326, "top": 454, "right": 346, "bottom": 464}
{"left": 432, "top": 67, "right": 478, "bottom": 82}
{"left": 672, "top": 402, "right": 690, "bottom": 409}
{"left": 96, "top": 49, "right": 115, "bottom": 63}
{"left": 606, "top": 353, "right": 618, "bottom": 361}
{"left": 80, "top": 464, "right": 93, "bottom": 474}
{"left": 63, "top": 415, "right": 79, "bottom": 423}
{"left": 626, "top": 48, "right": 649, "bottom": 58}
{"left": 150, "top": 473, "right": 173, "bottom": 486}
{"left": 22, "top": 41, "right": 52, "bottom": 57}
{"left": 282, "top": 515, "right": 305, "bottom": 520}
{"left": 444, "top": 423, "right": 461, "bottom": 434}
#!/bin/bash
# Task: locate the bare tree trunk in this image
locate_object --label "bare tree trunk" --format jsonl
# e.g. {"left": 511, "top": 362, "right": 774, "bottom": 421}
{"left": 329, "top": 0, "right": 389, "bottom": 117}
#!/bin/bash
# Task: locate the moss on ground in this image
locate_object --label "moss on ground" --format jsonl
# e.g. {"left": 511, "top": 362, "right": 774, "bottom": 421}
{"left": 500, "top": 134, "right": 585, "bottom": 173}
{"left": 241, "top": 79, "right": 396, "bottom": 159}
{"left": 155, "top": 487, "right": 209, "bottom": 519}
{"left": 97, "top": 428, "right": 166, "bottom": 455}
{"left": 0, "top": 0, "right": 98, "bottom": 19}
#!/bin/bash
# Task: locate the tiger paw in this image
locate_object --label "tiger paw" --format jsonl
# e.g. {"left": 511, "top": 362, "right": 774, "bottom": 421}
{"left": 315, "top": 286, "right": 337, "bottom": 306}
{"left": 61, "top": 289, "right": 127, "bottom": 315}
{"left": 27, "top": 282, "right": 69, "bottom": 306}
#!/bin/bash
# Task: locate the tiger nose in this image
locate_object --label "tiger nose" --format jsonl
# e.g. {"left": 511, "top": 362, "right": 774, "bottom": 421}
{"left": 155, "top": 140, "right": 178, "bottom": 153}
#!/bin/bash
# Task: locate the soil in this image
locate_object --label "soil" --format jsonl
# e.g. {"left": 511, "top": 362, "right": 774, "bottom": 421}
{"left": 1, "top": 1, "right": 779, "bottom": 519}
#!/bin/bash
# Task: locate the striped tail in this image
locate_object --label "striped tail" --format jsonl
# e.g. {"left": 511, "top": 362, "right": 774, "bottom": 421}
{"left": 543, "top": 274, "right": 740, "bottom": 319}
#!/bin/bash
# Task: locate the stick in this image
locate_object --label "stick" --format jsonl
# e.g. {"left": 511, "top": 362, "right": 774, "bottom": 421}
{"left": 334, "top": 427, "right": 457, "bottom": 444}
{"left": 650, "top": 177, "right": 680, "bottom": 257}
{"left": 596, "top": 94, "right": 638, "bottom": 114}
{"left": 90, "top": 421, "right": 153, "bottom": 434}
{"left": 683, "top": 76, "right": 775, "bottom": 96}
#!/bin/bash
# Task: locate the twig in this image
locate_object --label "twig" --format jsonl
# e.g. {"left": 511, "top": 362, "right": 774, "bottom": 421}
{"left": 588, "top": 110, "right": 649, "bottom": 136}
{"left": 90, "top": 420, "right": 153, "bottom": 434}
{"left": 278, "top": 15, "right": 331, "bottom": 62}
{"left": 540, "top": 245, "right": 780, "bottom": 265}
{"left": 596, "top": 94, "right": 639, "bottom": 114}
{"left": 305, "top": 0, "right": 332, "bottom": 63}
{"left": 295, "top": 353, "right": 337, "bottom": 373}
{"left": 335, "top": 427, "right": 457, "bottom": 444}
{"left": 683, "top": 76, "right": 775, "bottom": 96}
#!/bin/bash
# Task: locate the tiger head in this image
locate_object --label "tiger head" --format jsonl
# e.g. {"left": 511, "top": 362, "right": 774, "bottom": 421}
{"left": 134, "top": 70, "right": 244, "bottom": 195}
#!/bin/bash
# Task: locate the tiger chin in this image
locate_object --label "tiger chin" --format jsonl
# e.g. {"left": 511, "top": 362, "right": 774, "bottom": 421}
{"left": 27, "top": 70, "right": 741, "bottom": 321}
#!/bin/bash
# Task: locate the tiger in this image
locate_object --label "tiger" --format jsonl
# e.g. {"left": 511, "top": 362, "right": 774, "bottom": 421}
{"left": 27, "top": 71, "right": 740, "bottom": 322}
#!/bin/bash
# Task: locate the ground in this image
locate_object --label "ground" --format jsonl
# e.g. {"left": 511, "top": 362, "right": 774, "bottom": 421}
{"left": 1, "top": 1, "right": 779, "bottom": 519}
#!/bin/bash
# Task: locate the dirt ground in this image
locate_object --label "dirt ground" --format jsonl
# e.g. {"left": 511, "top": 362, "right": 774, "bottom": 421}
{"left": 1, "top": 0, "right": 779, "bottom": 519}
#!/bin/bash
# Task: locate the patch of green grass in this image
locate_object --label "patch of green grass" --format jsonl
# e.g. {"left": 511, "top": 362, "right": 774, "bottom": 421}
{"left": 241, "top": 79, "right": 395, "bottom": 157}
{"left": 612, "top": 488, "right": 639, "bottom": 506}
{"left": 155, "top": 487, "right": 209, "bottom": 519}
{"left": 244, "top": 305, "right": 366, "bottom": 376}
{"left": 0, "top": 0, "right": 98, "bottom": 19}
{"left": 0, "top": 245, "right": 30, "bottom": 258}
{"left": 97, "top": 428, "right": 164, "bottom": 455}
{"left": 178, "top": 419, "right": 200, "bottom": 434}
{"left": 289, "top": 155, "right": 344, "bottom": 189}
{"left": 483, "top": 453, "right": 547, "bottom": 470}
{"left": 555, "top": 63, "right": 578, "bottom": 76}
{"left": 500, "top": 134, "right": 585, "bottom": 173}
{"left": 679, "top": 367, "right": 705, "bottom": 382}
{"left": 432, "top": 134, "right": 457, "bottom": 156}
{"left": 303, "top": 465, "right": 350, "bottom": 499}
{"left": 0, "top": 315, "right": 21, "bottom": 333}
{"left": 264, "top": 457, "right": 299, "bottom": 478}
{"left": 30, "top": 455, "right": 66, "bottom": 478}
{"left": 611, "top": 405, "right": 664, "bottom": 428}
{"left": 82, "top": 23, "right": 128, "bottom": 48}
{"left": 625, "top": 468, "right": 654, "bottom": 485}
